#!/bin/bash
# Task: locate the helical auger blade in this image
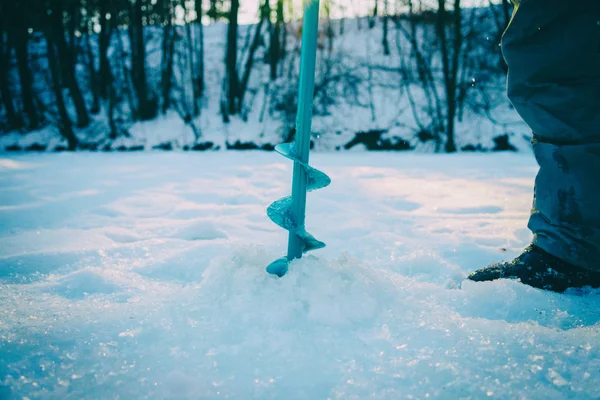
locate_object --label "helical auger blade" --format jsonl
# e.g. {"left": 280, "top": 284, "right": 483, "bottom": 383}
{"left": 266, "top": 143, "right": 331, "bottom": 277}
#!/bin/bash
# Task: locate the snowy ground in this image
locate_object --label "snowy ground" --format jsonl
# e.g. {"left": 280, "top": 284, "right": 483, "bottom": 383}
{"left": 1, "top": 153, "right": 599, "bottom": 399}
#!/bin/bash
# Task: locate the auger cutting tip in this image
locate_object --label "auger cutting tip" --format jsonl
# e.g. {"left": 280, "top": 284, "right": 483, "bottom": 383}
{"left": 265, "top": 0, "right": 325, "bottom": 277}
{"left": 266, "top": 257, "right": 289, "bottom": 277}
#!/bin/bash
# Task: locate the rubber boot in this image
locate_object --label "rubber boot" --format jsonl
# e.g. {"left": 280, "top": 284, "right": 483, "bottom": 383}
{"left": 468, "top": 245, "right": 600, "bottom": 292}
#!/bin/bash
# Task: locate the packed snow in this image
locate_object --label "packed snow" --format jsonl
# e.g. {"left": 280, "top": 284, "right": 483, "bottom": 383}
{"left": 1, "top": 153, "right": 599, "bottom": 399}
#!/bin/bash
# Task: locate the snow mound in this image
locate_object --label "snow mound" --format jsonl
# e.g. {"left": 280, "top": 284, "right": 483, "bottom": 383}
{"left": 167, "top": 220, "right": 228, "bottom": 241}
{"left": 45, "top": 267, "right": 126, "bottom": 300}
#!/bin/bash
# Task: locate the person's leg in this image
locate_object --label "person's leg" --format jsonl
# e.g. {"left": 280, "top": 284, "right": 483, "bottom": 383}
{"left": 469, "top": 0, "right": 600, "bottom": 291}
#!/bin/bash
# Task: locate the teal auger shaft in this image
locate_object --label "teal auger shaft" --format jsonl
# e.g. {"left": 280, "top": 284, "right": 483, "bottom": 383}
{"left": 266, "top": 0, "right": 331, "bottom": 277}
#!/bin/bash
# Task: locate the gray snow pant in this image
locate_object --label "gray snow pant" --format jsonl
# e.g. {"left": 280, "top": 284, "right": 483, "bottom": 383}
{"left": 501, "top": 0, "right": 600, "bottom": 271}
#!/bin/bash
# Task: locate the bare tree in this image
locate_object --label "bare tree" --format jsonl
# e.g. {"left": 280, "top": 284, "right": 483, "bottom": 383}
{"left": 224, "top": 0, "right": 240, "bottom": 116}
{"left": 115, "top": 25, "right": 136, "bottom": 124}
{"left": 10, "top": 1, "right": 41, "bottom": 130}
{"left": 239, "top": 2, "right": 269, "bottom": 115}
{"left": 160, "top": 0, "right": 175, "bottom": 113}
{"left": 195, "top": 0, "right": 205, "bottom": 97}
{"left": 393, "top": 3, "right": 444, "bottom": 149}
{"left": 98, "top": 0, "right": 114, "bottom": 99}
{"left": 44, "top": 15, "right": 78, "bottom": 149}
{"left": 48, "top": 0, "right": 91, "bottom": 128}
{"left": 223, "top": 0, "right": 269, "bottom": 119}
{"left": 173, "top": 37, "right": 202, "bottom": 141}
{"left": 0, "top": 6, "right": 23, "bottom": 131}
{"left": 324, "top": 0, "right": 334, "bottom": 53}
{"left": 386, "top": 0, "right": 472, "bottom": 151}
{"left": 176, "top": 0, "right": 205, "bottom": 116}
{"left": 382, "top": 0, "right": 390, "bottom": 55}
{"left": 84, "top": 14, "right": 100, "bottom": 115}
{"left": 269, "top": 0, "right": 284, "bottom": 80}
{"left": 437, "top": 0, "right": 462, "bottom": 153}
{"left": 130, "top": 0, "right": 157, "bottom": 120}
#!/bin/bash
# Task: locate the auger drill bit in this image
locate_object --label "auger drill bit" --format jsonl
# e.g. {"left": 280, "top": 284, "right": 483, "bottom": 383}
{"left": 266, "top": 0, "right": 330, "bottom": 277}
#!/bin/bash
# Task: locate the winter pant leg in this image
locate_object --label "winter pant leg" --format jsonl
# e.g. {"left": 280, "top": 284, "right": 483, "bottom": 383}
{"left": 528, "top": 143, "right": 600, "bottom": 271}
{"left": 501, "top": 0, "right": 600, "bottom": 271}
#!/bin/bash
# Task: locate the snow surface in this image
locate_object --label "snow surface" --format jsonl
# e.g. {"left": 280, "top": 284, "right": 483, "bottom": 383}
{"left": 1, "top": 153, "right": 599, "bottom": 399}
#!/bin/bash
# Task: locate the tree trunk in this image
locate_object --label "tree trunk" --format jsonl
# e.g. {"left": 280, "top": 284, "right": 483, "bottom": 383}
{"left": 45, "top": 28, "right": 78, "bottom": 150}
{"left": 160, "top": 0, "right": 175, "bottom": 114}
{"left": 181, "top": 0, "right": 201, "bottom": 117}
{"left": 130, "top": 0, "right": 157, "bottom": 120}
{"left": 0, "top": 78, "right": 21, "bottom": 131}
{"left": 279, "top": 0, "right": 287, "bottom": 60}
{"left": 99, "top": 0, "right": 113, "bottom": 99}
{"left": 382, "top": 0, "right": 390, "bottom": 55}
{"left": 225, "top": 0, "right": 240, "bottom": 115}
{"left": 183, "top": 0, "right": 200, "bottom": 116}
{"left": 369, "top": 0, "right": 378, "bottom": 29}
{"left": 437, "top": 0, "right": 461, "bottom": 153}
{"left": 85, "top": 25, "right": 100, "bottom": 114}
{"left": 436, "top": 0, "right": 450, "bottom": 152}
{"left": 195, "top": 0, "right": 205, "bottom": 96}
{"left": 448, "top": 0, "right": 462, "bottom": 153}
{"left": 239, "top": 13, "right": 266, "bottom": 111}
{"left": 269, "top": 0, "right": 284, "bottom": 80}
{"left": 108, "top": 81, "right": 118, "bottom": 138}
{"left": 262, "top": 0, "right": 272, "bottom": 66}
{"left": 12, "top": 12, "right": 39, "bottom": 130}
{"left": 116, "top": 30, "right": 136, "bottom": 119}
{"left": 0, "top": 17, "right": 22, "bottom": 130}
{"left": 324, "top": 0, "right": 334, "bottom": 53}
{"left": 50, "top": 0, "right": 90, "bottom": 128}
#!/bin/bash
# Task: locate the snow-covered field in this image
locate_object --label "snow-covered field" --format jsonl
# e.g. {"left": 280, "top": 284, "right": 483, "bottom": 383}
{"left": 1, "top": 153, "right": 599, "bottom": 399}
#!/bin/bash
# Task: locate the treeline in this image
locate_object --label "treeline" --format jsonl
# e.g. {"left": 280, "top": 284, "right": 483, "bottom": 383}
{"left": 0, "top": 1, "right": 514, "bottom": 153}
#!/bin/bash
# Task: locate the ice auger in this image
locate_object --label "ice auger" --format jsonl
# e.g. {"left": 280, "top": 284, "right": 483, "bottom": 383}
{"left": 266, "top": 0, "right": 330, "bottom": 277}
